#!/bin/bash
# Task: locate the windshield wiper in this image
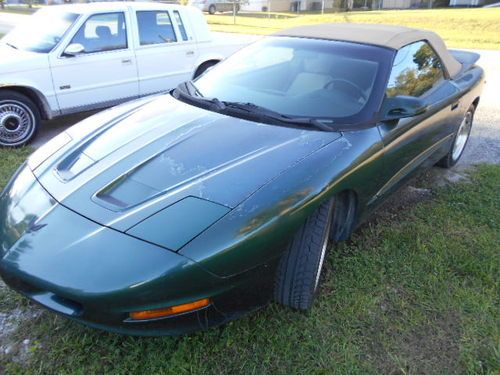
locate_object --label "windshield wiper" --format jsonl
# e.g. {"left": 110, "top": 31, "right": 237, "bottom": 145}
{"left": 173, "top": 82, "right": 226, "bottom": 111}
{"left": 223, "top": 101, "right": 334, "bottom": 132}
{"left": 5, "top": 42, "right": 18, "bottom": 50}
{"left": 173, "top": 83, "right": 333, "bottom": 132}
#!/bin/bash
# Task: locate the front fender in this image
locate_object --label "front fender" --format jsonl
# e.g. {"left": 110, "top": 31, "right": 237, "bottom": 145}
{"left": 180, "top": 127, "right": 384, "bottom": 277}
{"left": 0, "top": 82, "right": 55, "bottom": 119}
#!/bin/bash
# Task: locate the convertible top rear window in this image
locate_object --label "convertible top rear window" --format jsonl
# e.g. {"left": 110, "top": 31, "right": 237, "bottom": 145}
{"left": 193, "top": 37, "right": 394, "bottom": 126}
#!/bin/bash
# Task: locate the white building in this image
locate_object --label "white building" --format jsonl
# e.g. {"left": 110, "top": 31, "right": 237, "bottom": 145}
{"left": 449, "top": 0, "right": 484, "bottom": 5}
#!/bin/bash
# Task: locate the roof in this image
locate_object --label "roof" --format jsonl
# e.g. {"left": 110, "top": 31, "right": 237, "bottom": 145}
{"left": 275, "top": 23, "right": 462, "bottom": 77}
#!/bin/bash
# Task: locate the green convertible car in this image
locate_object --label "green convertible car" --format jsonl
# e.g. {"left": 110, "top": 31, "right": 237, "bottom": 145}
{"left": 0, "top": 24, "right": 484, "bottom": 335}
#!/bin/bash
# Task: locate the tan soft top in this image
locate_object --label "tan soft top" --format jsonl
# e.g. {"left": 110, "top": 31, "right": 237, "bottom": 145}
{"left": 274, "top": 23, "right": 462, "bottom": 78}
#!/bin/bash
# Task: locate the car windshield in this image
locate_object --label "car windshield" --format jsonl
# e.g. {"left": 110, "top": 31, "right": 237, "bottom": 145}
{"left": 190, "top": 37, "right": 393, "bottom": 127}
{"left": 2, "top": 9, "right": 79, "bottom": 53}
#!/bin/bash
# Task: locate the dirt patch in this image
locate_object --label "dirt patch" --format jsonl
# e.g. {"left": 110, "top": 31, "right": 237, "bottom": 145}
{"left": 362, "top": 287, "right": 462, "bottom": 375}
{"left": 0, "top": 279, "right": 42, "bottom": 368}
{"left": 364, "top": 165, "right": 472, "bottom": 226}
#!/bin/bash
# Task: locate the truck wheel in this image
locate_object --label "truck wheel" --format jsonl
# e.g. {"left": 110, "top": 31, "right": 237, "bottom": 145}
{"left": 274, "top": 199, "right": 333, "bottom": 311}
{"left": 0, "top": 90, "right": 40, "bottom": 147}
{"left": 208, "top": 5, "right": 216, "bottom": 14}
{"left": 436, "top": 104, "right": 475, "bottom": 168}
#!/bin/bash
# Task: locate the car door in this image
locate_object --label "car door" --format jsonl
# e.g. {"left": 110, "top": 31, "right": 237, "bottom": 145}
{"left": 49, "top": 11, "right": 139, "bottom": 114}
{"left": 133, "top": 9, "right": 198, "bottom": 96}
{"left": 375, "top": 41, "right": 461, "bottom": 200}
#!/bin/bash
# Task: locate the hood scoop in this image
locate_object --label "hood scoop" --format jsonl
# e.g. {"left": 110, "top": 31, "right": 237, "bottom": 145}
{"left": 93, "top": 136, "right": 297, "bottom": 211}
{"left": 35, "top": 95, "right": 341, "bottom": 232}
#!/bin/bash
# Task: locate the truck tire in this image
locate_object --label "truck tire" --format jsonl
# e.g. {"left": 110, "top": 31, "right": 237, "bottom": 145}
{"left": 208, "top": 5, "right": 216, "bottom": 14}
{"left": 436, "top": 104, "right": 475, "bottom": 168}
{"left": 0, "top": 90, "right": 40, "bottom": 148}
{"left": 274, "top": 199, "right": 333, "bottom": 311}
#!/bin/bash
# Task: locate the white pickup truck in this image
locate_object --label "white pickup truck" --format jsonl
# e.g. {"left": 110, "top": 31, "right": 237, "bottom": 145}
{"left": 0, "top": 2, "right": 251, "bottom": 147}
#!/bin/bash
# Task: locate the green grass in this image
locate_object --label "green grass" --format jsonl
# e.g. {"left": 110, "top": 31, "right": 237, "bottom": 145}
{"left": 1, "top": 7, "right": 499, "bottom": 49}
{"left": 208, "top": 8, "right": 500, "bottom": 49}
{"left": 0, "top": 147, "right": 31, "bottom": 190}
{"left": 0, "top": 146, "right": 498, "bottom": 374}
{"left": 0, "top": 6, "right": 38, "bottom": 15}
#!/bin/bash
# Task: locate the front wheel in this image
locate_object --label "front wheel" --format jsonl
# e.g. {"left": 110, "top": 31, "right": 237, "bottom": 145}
{"left": 0, "top": 90, "right": 40, "bottom": 148}
{"left": 436, "top": 104, "right": 474, "bottom": 168}
{"left": 208, "top": 4, "right": 216, "bottom": 14}
{"left": 274, "top": 199, "right": 333, "bottom": 311}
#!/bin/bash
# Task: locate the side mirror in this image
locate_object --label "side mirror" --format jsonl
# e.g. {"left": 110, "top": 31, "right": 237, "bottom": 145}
{"left": 64, "top": 43, "right": 85, "bottom": 57}
{"left": 381, "top": 95, "right": 428, "bottom": 121}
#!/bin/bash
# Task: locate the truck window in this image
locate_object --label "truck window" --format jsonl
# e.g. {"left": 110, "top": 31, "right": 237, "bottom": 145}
{"left": 386, "top": 41, "right": 445, "bottom": 98}
{"left": 70, "top": 12, "right": 127, "bottom": 54}
{"left": 137, "top": 11, "right": 177, "bottom": 45}
{"left": 173, "top": 11, "right": 188, "bottom": 41}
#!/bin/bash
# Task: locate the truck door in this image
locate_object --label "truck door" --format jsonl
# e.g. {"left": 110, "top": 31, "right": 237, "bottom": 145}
{"left": 49, "top": 11, "right": 139, "bottom": 113}
{"left": 133, "top": 9, "right": 198, "bottom": 96}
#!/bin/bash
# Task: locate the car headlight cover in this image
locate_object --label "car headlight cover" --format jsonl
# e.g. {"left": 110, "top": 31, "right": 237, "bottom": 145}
{"left": 126, "top": 196, "right": 230, "bottom": 251}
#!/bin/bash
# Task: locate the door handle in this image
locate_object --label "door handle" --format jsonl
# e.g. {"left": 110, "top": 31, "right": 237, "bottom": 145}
{"left": 186, "top": 50, "right": 195, "bottom": 56}
{"left": 451, "top": 101, "right": 459, "bottom": 111}
{"left": 121, "top": 58, "right": 132, "bottom": 65}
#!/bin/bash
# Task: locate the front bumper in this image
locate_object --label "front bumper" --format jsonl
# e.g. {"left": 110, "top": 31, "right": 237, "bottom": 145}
{"left": 0, "top": 165, "right": 273, "bottom": 335}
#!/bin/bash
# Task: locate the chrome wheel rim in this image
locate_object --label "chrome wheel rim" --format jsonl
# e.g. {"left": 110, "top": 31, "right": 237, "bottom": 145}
{"left": 452, "top": 111, "right": 472, "bottom": 162}
{"left": 314, "top": 220, "right": 330, "bottom": 291}
{"left": 0, "top": 100, "right": 35, "bottom": 146}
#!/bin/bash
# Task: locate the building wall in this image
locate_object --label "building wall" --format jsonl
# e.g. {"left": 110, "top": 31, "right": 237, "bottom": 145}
{"left": 379, "top": 0, "right": 412, "bottom": 8}
{"left": 241, "top": 0, "right": 334, "bottom": 11}
{"left": 241, "top": 0, "right": 291, "bottom": 11}
{"left": 449, "top": 0, "right": 483, "bottom": 5}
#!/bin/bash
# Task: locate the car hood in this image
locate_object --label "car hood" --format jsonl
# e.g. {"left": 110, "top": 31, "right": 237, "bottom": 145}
{"left": 31, "top": 94, "right": 341, "bottom": 233}
{"left": 0, "top": 43, "right": 49, "bottom": 75}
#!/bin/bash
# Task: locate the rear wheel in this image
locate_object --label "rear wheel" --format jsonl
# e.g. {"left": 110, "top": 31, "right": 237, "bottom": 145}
{"left": 274, "top": 199, "right": 333, "bottom": 311}
{"left": 208, "top": 4, "right": 216, "bottom": 14}
{"left": 436, "top": 104, "right": 474, "bottom": 168}
{"left": 0, "top": 90, "right": 40, "bottom": 148}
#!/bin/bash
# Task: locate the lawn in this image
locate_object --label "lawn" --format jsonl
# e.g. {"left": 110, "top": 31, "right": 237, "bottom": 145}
{"left": 1, "top": 7, "right": 499, "bottom": 49}
{"left": 208, "top": 8, "right": 500, "bottom": 50}
{"left": 0, "top": 147, "right": 498, "bottom": 374}
{"left": 0, "top": 6, "right": 38, "bottom": 15}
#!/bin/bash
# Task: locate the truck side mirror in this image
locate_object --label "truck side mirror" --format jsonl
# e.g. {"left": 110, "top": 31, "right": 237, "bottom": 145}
{"left": 64, "top": 43, "right": 85, "bottom": 57}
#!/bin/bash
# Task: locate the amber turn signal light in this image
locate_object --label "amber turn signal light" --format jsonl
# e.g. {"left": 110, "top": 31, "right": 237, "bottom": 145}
{"left": 129, "top": 298, "right": 211, "bottom": 320}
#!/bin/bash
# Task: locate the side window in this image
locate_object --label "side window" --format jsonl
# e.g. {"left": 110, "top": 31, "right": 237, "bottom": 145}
{"left": 386, "top": 41, "right": 444, "bottom": 98}
{"left": 70, "top": 13, "right": 127, "bottom": 54}
{"left": 173, "top": 11, "right": 188, "bottom": 41}
{"left": 137, "top": 11, "right": 177, "bottom": 46}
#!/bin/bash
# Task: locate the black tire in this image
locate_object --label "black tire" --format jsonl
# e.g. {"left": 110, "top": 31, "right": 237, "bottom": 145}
{"left": 330, "top": 191, "right": 356, "bottom": 242}
{"left": 274, "top": 199, "right": 333, "bottom": 311}
{"left": 208, "top": 4, "right": 216, "bottom": 14}
{"left": 193, "top": 60, "right": 219, "bottom": 79}
{"left": 0, "top": 90, "right": 40, "bottom": 148}
{"left": 436, "top": 104, "right": 475, "bottom": 169}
